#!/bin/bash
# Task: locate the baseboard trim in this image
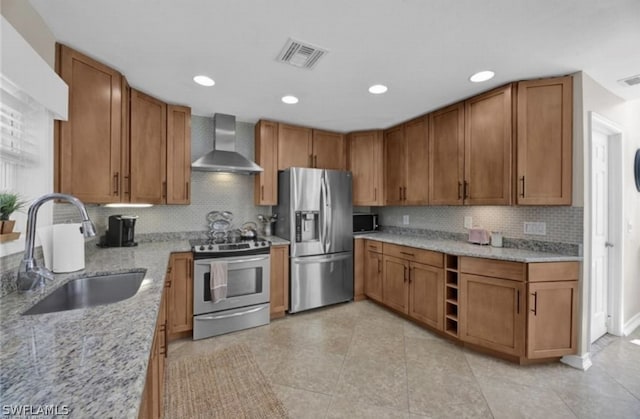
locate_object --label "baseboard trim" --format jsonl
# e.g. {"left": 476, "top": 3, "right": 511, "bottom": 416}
{"left": 623, "top": 312, "right": 640, "bottom": 336}
{"left": 561, "top": 353, "right": 592, "bottom": 370}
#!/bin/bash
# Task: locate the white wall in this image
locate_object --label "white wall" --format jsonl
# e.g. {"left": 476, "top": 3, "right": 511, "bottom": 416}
{"left": 0, "top": 0, "right": 55, "bottom": 68}
{"left": 0, "top": 7, "right": 62, "bottom": 257}
{"left": 578, "top": 73, "right": 640, "bottom": 356}
{"left": 621, "top": 99, "right": 640, "bottom": 331}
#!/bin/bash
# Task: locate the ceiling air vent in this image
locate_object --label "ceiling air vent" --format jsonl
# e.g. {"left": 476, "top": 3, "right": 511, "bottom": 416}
{"left": 618, "top": 74, "right": 640, "bottom": 87}
{"left": 277, "top": 38, "right": 327, "bottom": 69}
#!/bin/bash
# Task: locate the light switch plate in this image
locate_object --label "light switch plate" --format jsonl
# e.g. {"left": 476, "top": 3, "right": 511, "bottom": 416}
{"left": 524, "top": 221, "right": 546, "bottom": 235}
{"left": 402, "top": 215, "right": 410, "bottom": 225}
{"left": 464, "top": 216, "right": 473, "bottom": 229}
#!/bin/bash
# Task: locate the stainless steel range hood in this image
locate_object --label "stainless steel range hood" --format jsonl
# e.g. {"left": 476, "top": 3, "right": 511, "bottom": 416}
{"left": 192, "top": 113, "right": 263, "bottom": 174}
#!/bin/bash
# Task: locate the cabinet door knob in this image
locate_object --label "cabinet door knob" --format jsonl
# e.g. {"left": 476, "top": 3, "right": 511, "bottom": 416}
{"left": 261, "top": 185, "right": 265, "bottom": 200}
{"left": 520, "top": 176, "right": 525, "bottom": 198}
{"left": 464, "top": 181, "right": 469, "bottom": 199}
{"left": 458, "top": 181, "right": 463, "bottom": 200}
{"left": 403, "top": 187, "right": 407, "bottom": 201}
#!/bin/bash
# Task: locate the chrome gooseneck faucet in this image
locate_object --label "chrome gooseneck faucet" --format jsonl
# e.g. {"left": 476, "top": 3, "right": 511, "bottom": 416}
{"left": 17, "top": 193, "right": 96, "bottom": 292}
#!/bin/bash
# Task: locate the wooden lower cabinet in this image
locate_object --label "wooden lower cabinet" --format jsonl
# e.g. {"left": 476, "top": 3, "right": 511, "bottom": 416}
{"left": 382, "top": 255, "right": 409, "bottom": 313}
{"left": 364, "top": 242, "right": 383, "bottom": 302}
{"left": 139, "top": 287, "right": 167, "bottom": 419}
{"left": 270, "top": 245, "right": 289, "bottom": 319}
{"left": 166, "top": 252, "right": 193, "bottom": 340}
{"left": 381, "top": 252, "right": 444, "bottom": 329}
{"left": 459, "top": 273, "right": 525, "bottom": 356}
{"left": 353, "top": 239, "right": 366, "bottom": 301}
{"left": 409, "top": 262, "right": 444, "bottom": 330}
{"left": 527, "top": 280, "right": 578, "bottom": 359}
{"left": 358, "top": 240, "right": 579, "bottom": 363}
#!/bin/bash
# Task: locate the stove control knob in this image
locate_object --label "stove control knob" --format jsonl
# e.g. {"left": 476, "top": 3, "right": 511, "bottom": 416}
{"left": 208, "top": 245, "right": 214, "bottom": 250}
{"left": 198, "top": 246, "right": 205, "bottom": 251}
{"left": 261, "top": 241, "right": 267, "bottom": 246}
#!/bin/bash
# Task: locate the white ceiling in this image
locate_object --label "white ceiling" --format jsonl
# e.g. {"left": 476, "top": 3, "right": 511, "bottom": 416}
{"left": 29, "top": 0, "right": 640, "bottom": 133}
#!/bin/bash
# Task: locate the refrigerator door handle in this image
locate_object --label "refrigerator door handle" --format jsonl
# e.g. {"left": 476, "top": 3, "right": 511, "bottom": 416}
{"left": 319, "top": 171, "right": 327, "bottom": 254}
{"left": 324, "top": 172, "right": 332, "bottom": 252}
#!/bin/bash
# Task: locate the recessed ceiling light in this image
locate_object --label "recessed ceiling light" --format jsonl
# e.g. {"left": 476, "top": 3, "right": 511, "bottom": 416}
{"left": 469, "top": 71, "right": 495, "bottom": 83}
{"left": 281, "top": 95, "right": 299, "bottom": 104}
{"left": 193, "top": 75, "right": 215, "bottom": 87}
{"left": 368, "top": 84, "right": 388, "bottom": 94}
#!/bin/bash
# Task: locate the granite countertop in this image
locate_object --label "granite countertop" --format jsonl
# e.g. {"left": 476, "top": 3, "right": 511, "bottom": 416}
{"left": 355, "top": 232, "right": 582, "bottom": 262}
{"left": 0, "top": 239, "right": 190, "bottom": 418}
{"left": 267, "top": 236, "right": 290, "bottom": 245}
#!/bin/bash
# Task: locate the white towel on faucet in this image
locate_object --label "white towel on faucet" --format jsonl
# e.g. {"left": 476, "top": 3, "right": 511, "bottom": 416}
{"left": 210, "top": 261, "right": 228, "bottom": 303}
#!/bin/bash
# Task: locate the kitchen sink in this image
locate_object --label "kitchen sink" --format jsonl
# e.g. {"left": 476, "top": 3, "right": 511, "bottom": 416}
{"left": 22, "top": 270, "right": 146, "bottom": 315}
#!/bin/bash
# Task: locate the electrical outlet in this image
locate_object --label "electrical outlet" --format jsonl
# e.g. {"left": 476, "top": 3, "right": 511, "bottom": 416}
{"left": 524, "top": 222, "right": 546, "bottom": 236}
{"left": 402, "top": 215, "right": 410, "bottom": 225}
{"left": 464, "top": 216, "right": 473, "bottom": 229}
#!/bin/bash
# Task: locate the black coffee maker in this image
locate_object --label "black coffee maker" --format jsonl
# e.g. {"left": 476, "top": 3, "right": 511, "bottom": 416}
{"left": 101, "top": 215, "right": 138, "bottom": 247}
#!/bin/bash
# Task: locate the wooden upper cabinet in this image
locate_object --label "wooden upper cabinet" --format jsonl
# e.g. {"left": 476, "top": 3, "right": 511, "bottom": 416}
{"left": 384, "top": 125, "right": 405, "bottom": 205}
{"left": 121, "top": 77, "right": 131, "bottom": 201}
{"left": 277, "top": 123, "right": 312, "bottom": 169}
{"left": 429, "top": 103, "right": 464, "bottom": 205}
{"left": 403, "top": 116, "right": 429, "bottom": 205}
{"left": 517, "top": 76, "right": 572, "bottom": 205}
{"left": 464, "top": 84, "right": 513, "bottom": 205}
{"left": 55, "top": 44, "right": 123, "bottom": 203}
{"left": 384, "top": 118, "right": 428, "bottom": 206}
{"left": 254, "top": 120, "right": 278, "bottom": 205}
{"left": 130, "top": 89, "right": 167, "bottom": 204}
{"left": 312, "top": 130, "right": 346, "bottom": 170}
{"left": 166, "top": 105, "right": 191, "bottom": 204}
{"left": 347, "top": 130, "right": 384, "bottom": 206}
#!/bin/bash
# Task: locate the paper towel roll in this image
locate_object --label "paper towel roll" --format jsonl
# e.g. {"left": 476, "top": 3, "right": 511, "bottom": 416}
{"left": 52, "top": 223, "right": 85, "bottom": 273}
{"left": 38, "top": 225, "right": 54, "bottom": 270}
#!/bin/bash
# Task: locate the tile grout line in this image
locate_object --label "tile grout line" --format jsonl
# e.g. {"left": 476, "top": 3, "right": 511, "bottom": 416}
{"left": 463, "top": 349, "right": 497, "bottom": 419}
{"left": 322, "top": 309, "right": 357, "bottom": 419}
{"left": 403, "top": 331, "right": 411, "bottom": 414}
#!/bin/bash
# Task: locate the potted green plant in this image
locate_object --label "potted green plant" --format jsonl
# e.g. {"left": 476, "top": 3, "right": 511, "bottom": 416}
{"left": 0, "top": 192, "right": 26, "bottom": 234}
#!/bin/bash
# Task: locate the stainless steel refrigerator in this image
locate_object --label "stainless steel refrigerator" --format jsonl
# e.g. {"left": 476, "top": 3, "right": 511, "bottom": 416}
{"left": 275, "top": 167, "right": 353, "bottom": 313}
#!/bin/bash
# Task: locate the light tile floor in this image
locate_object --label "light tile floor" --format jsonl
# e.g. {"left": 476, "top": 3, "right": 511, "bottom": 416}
{"left": 167, "top": 300, "right": 640, "bottom": 418}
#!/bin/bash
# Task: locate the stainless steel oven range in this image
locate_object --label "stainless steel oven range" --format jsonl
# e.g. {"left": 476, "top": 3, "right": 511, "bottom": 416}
{"left": 191, "top": 237, "right": 271, "bottom": 340}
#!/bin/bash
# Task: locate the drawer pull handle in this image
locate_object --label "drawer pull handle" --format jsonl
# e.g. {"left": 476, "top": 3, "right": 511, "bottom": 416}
{"left": 400, "top": 251, "right": 415, "bottom": 257}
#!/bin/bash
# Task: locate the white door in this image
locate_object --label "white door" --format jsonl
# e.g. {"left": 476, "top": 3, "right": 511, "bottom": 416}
{"left": 591, "top": 131, "right": 609, "bottom": 342}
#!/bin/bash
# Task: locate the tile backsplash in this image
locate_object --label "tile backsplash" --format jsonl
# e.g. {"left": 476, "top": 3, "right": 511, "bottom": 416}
{"left": 53, "top": 115, "right": 272, "bottom": 234}
{"left": 377, "top": 205, "right": 583, "bottom": 244}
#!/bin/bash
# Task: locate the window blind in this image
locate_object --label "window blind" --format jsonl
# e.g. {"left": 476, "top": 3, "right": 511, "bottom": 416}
{"left": 0, "top": 75, "right": 38, "bottom": 190}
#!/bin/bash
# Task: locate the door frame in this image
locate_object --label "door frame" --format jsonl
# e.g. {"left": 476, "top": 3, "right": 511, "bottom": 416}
{"left": 588, "top": 112, "right": 624, "bottom": 341}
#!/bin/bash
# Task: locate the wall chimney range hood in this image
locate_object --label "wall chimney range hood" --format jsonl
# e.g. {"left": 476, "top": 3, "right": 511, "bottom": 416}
{"left": 192, "top": 113, "right": 263, "bottom": 174}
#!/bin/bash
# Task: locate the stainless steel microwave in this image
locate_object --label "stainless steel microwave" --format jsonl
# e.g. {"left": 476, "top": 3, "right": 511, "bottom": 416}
{"left": 353, "top": 213, "right": 378, "bottom": 233}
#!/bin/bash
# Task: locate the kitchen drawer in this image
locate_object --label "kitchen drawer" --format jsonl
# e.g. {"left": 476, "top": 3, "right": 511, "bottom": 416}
{"left": 383, "top": 243, "right": 443, "bottom": 268}
{"left": 460, "top": 256, "right": 525, "bottom": 282}
{"left": 527, "top": 262, "right": 579, "bottom": 282}
{"left": 365, "top": 240, "right": 383, "bottom": 253}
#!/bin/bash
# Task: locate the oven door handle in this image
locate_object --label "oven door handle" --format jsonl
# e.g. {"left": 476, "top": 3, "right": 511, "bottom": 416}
{"left": 195, "top": 305, "right": 267, "bottom": 321}
{"left": 200, "top": 256, "right": 269, "bottom": 265}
